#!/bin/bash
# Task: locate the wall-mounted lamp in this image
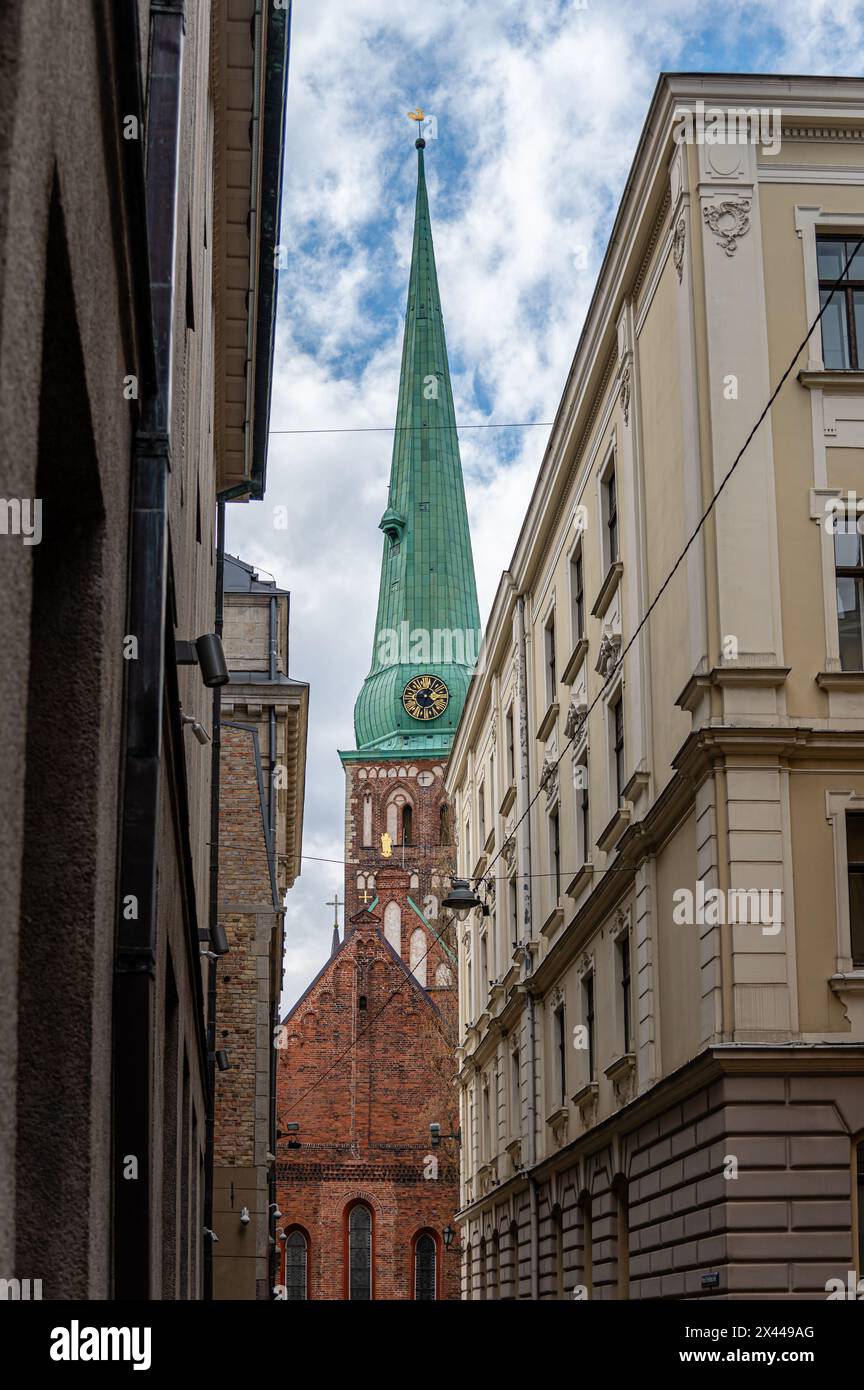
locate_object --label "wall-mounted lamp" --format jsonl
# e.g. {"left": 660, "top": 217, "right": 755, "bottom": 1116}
{"left": 176, "top": 633, "right": 230, "bottom": 688}
{"left": 442, "top": 878, "right": 481, "bottom": 919}
{"left": 240, "top": 1207, "right": 251, "bottom": 1226}
{"left": 209, "top": 1049, "right": 230, "bottom": 1072}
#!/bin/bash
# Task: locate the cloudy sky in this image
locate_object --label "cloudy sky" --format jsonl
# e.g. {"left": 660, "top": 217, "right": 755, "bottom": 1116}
{"left": 225, "top": 0, "right": 864, "bottom": 1009}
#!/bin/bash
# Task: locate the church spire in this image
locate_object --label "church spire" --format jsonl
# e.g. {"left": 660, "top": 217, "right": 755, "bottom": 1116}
{"left": 349, "top": 127, "right": 481, "bottom": 759}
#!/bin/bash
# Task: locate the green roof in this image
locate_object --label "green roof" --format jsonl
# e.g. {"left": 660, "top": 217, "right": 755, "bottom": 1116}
{"left": 344, "top": 141, "right": 481, "bottom": 761}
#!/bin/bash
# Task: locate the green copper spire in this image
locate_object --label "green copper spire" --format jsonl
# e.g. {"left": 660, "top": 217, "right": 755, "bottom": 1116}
{"left": 347, "top": 138, "right": 481, "bottom": 760}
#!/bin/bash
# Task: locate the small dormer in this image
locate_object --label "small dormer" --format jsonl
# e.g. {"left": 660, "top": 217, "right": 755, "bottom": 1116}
{"left": 379, "top": 507, "right": 407, "bottom": 546}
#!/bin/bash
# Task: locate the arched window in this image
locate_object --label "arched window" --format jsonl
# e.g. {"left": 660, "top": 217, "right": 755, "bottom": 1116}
{"left": 479, "top": 1236, "right": 487, "bottom": 1299}
{"left": 434, "top": 962, "right": 452, "bottom": 988}
{"left": 409, "top": 927, "right": 427, "bottom": 987}
{"left": 614, "top": 1176, "right": 629, "bottom": 1299}
{"left": 347, "top": 1203, "right": 372, "bottom": 1300}
{"left": 362, "top": 794, "right": 372, "bottom": 846}
{"left": 413, "top": 1231, "right": 437, "bottom": 1300}
{"left": 490, "top": 1230, "right": 500, "bottom": 1300}
{"left": 579, "top": 1192, "right": 593, "bottom": 1299}
{"left": 402, "top": 803, "right": 413, "bottom": 845}
{"left": 283, "top": 1228, "right": 308, "bottom": 1300}
{"left": 464, "top": 1240, "right": 473, "bottom": 1300}
{"left": 383, "top": 900, "right": 402, "bottom": 955}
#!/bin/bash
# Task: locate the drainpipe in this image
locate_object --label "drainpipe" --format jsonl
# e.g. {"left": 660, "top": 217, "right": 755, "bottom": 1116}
{"left": 268, "top": 594, "right": 277, "bottom": 837}
{"left": 112, "top": 0, "right": 184, "bottom": 1302}
{"left": 203, "top": 499, "right": 226, "bottom": 1300}
{"left": 267, "top": 592, "right": 279, "bottom": 1295}
{"left": 514, "top": 593, "right": 539, "bottom": 1299}
{"left": 243, "top": 0, "right": 264, "bottom": 491}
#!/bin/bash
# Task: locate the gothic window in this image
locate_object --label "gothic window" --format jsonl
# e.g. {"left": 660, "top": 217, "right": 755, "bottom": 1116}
{"left": 347, "top": 1203, "right": 372, "bottom": 1301}
{"left": 363, "top": 795, "right": 373, "bottom": 846}
{"left": 284, "top": 1228, "right": 308, "bottom": 1300}
{"left": 402, "top": 803, "right": 413, "bottom": 845}
{"left": 434, "top": 962, "right": 451, "bottom": 988}
{"left": 409, "top": 927, "right": 427, "bottom": 987}
{"left": 439, "top": 803, "right": 450, "bottom": 845}
{"left": 383, "top": 900, "right": 402, "bottom": 955}
{"left": 414, "top": 1232, "right": 437, "bottom": 1300}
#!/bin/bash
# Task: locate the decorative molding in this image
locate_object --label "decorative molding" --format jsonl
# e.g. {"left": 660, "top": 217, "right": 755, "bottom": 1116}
{"left": 564, "top": 697, "right": 588, "bottom": 741}
{"left": 672, "top": 215, "right": 686, "bottom": 283}
{"left": 702, "top": 198, "right": 751, "bottom": 256}
{"left": 595, "top": 628, "right": 622, "bottom": 679}
{"left": 539, "top": 756, "right": 559, "bottom": 807}
{"left": 618, "top": 361, "right": 632, "bottom": 425}
{"left": 501, "top": 834, "right": 516, "bottom": 874}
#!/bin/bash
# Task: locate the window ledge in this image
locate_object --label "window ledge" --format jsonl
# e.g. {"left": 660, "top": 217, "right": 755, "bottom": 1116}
{"left": 484, "top": 827, "right": 496, "bottom": 854}
{"left": 505, "top": 1138, "right": 523, "bottom": 1171}
{"left": 499, "top": 782, "right": 517, "bottom": 817}
{"left": 816, "top": 670, "right": 864, "bottom": 691}
{"left": 798, "top": 369, "right": 864, "bottom": 393}
{"left": 536, "top": 700, "right": 559, "bottom": 742}
{"left": 597, "top": 804, "right": 631, "bottom": 852}
{"left": 570, "top": 1081, "right": 598, "bottom": 1110}
{"left": 540, "top": 905, "right": 565, "bottom": 940}
{"left": 622, "top": 767, "right": 650, "bottom": 802}
{"left": 591, "top": 560, "right": 624, "bottom": 620}
{"left": 561, "top": 637, "right": 589, "bottom": 686}
{"left": 566, "top": 860, "right": 594, "bottom": 899}
{"left": 545, "top": 1104, "right": 569, "bottom": 1128}
{"left": 605, "top": 1052, "right": 636, "bottom": 1084}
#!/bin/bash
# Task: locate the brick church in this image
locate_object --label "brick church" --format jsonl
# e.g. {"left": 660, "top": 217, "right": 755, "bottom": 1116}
{"left": 275, "top": 127, "right": 482, "bottom": 1299}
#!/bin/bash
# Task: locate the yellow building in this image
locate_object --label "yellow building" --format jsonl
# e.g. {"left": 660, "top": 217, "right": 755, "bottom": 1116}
{"left": 447, "top": 73, "right": 864, "bottom": 1300}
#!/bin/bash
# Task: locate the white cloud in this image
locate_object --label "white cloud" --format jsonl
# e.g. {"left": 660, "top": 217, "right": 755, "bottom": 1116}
{"left": 226, "top": 0, "right": 864, "bottom": 1009}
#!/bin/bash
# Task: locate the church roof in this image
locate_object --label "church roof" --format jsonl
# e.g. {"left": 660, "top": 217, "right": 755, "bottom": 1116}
{"left": 346, "top": 139, "right": 481, "bottom": 762}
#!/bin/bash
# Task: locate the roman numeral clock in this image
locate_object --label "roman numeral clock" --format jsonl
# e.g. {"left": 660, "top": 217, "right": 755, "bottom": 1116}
{"left": 401, "top": 674, "right": 449, "bottom": 722}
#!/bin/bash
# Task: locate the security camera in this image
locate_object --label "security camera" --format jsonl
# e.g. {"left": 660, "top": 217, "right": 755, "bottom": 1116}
{"left": 240, "top": 1208, "right": 251, "bottom": 1226}
{"left": 215, "top": 1049, "right": 230, "bottom": 1072}
{"left": 430, "top": 1122, "right": 441, "bottom": 1147}
{"left": 269, "top": 1204, "right": 282, "bottom": 1218}
{"left": 181, "top": 712, "right": 211, "bottom": 745}
{"left": 200, "top": 949, "right": 219, "bottom": 961}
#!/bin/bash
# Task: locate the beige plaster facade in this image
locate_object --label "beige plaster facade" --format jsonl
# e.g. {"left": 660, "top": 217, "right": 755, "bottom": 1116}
{"left": 447, "top": 74, "right": 864, "bottom": 1300}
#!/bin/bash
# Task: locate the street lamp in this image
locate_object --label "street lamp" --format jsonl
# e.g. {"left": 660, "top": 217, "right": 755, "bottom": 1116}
{"left": 442, "top": 1223, "right": 462, "bottom": 1253}
{"left": 442, "top": 878, "right": 481, "bottom": 918}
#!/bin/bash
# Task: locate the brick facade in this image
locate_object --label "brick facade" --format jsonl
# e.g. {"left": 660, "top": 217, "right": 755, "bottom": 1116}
{"left": 275, "top": 757, "right": 462, "bottom": 1299}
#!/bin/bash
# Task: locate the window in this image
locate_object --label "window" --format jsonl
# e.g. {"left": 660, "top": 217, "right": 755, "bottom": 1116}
{"left": 571, "top": 546, "right": 585, "bottom": 643}
{"left": 479, "top": 1237, "right": 487, "bottom": 1299}
{"left": 554, "top": 1207, "right": 565, "bottom": 1299}
{"left": 384, "top": 900, "right": 401, "bottom": 955}
{"left": 604, "top": 464, "right": 618, "bottom": 565}
{"left": 478, "top": 783, "right": 486, "bottom": 845}
{"left": 465, "top": 950, "right": 473, "bottom": 1024}
{"left": 401, "top": 803, "right": 412, "bottom": 845}
{"left": 509, "top": 876, "right": 519, "bottom": 945}
{"left": 489, "top": 751, "right": 495, "bottom": 810}
{"left": 549, "top": 807, "right": 561, "bottom": 902}
{"left": 511, "top": 1046, "right": 521, "bottom": 1130}
{"left": 847, "top": 814, "right": 864, "bottom": 967}
{"left": 347, "top": 1203, "right": 372, "bottom": 1300}
{"left": 612, "top": 696, "right": 625, "bottom": 803}
{"left": 465, "top": 1242, "right": 473, "bottom": 1300}
{"left": 362, "top": 794, "right": 373, "bottom": 846}
{"left": 580, "top": 1194, "right": 593, "bottom": 1298}
{"left": 576, "top": 758, "right": 590, "bottom": 865}
{"left": 480, "top": 931, "right": 489, "bottom": 991}
{"left": 614, "top": 1178, "right": 629, "bottom": 1299}
{"left": 856, "top": 1138, "right": 864, "bottom": 1278}
{"left": 555, "top": 1002, "right": 567, "bottom": 1106}
{"left": 817, "top": 235, "right": 864, "bottom": 369}
{"left": 490, "top": 1231, "right": 500, "bottom": 1300}
{"left": 358, "top": 995, "right": 367, "bottom": 1012}
{"left": 582, "top": 972, "right": 596, "bottom": 1081}
{"left": 439, "top": 802, "right": 450, "bottom": 845}
{"left": 506, "top": 708, "right": 515, "bottom": 784}
{"left": 618, "top": 933, "right": 632, "bottom": 1054}
{"left": 545, "top": 612, "right": 557, "bottom": 704}
{"left": 835, "top": 524, "right": 864, "bottom": 671}
{"left": 465, "top": 818, "right": 471, "bottom": 868}
{"left": 284, "top": 1228, "right": 308, "bottom": 1300}
{"left": 482, "top": 1080, "right": 491, "bottom": 1160}
{"left": 409, "top": 927, "right": 427, "bottom": 987}
{"left": 414, "top": 1232, "right": 437, "bottom": 1300}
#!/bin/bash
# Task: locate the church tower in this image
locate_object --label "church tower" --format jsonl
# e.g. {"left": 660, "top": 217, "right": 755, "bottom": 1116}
{"left": 275, "top": 129, "right": 477, "bottom": 1301}
{"left": 340, "top": 130, "right": 481, "bottom": 965}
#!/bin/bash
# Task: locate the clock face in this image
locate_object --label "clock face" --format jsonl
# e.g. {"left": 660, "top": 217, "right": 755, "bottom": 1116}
{"left": 402, "top": 674, "right": 449, "bottom": 722}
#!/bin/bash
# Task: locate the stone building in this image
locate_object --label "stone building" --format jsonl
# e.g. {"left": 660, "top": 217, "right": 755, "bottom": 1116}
{"left": 0, "top": 0, "right": 291, "bottom": 1297}
{"left": 274, "top": 132, "right": 479, "bottom": 1299}
{"left": 212, "top": 556, "right": 308, "bottom": 1300}
{"left": 446, "top": 74, "right": 864, "bottom": 1300}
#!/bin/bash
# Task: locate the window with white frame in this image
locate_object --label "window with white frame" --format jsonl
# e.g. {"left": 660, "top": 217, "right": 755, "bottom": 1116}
{"left": 835, "top": 521, "right": 864, "bottom": 671}
{"left": 554, "top": 1000, "right": 567, "bottom": 1106}
{"left": 616, "top": 929, "right": 632, "bottom": 1056}
{"left": 506, "top": 707, "right": 515, "bottom": 785}
{"left": 544, "top": 610, "right": 557, "bottom": 705}
{"left": 575, "top": 755, "right": 590, "bottom": 865}
{"left": 611, "top": 694, "right": 625, "bottom": 805}
{"left": 549, "top": 805, "right": 561, "bottom": 903}
{"left": 847, "top": 812, "right": 864, "bottom": 967}
{"left": 478, "top": 781, "right": 486, "bottom": 845}
{"left": 817, "top": 235, "right": 864, "bottom": 369}
{"left": 510, "top": 1045, "right": 521, "bottom": 1132}
{"left": 602, "top": 457, "right": 619, "bottom": 568}
{"left": 570, "top": 543, "right": 585, "bottom": 645}
{"left": 582, "top": 970, "right": 596, "bottom": 1082}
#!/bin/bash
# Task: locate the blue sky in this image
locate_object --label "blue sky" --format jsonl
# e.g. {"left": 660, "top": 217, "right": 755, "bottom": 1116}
{"left": 224, "top": 0, "right": 864, "bottom": 1008}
